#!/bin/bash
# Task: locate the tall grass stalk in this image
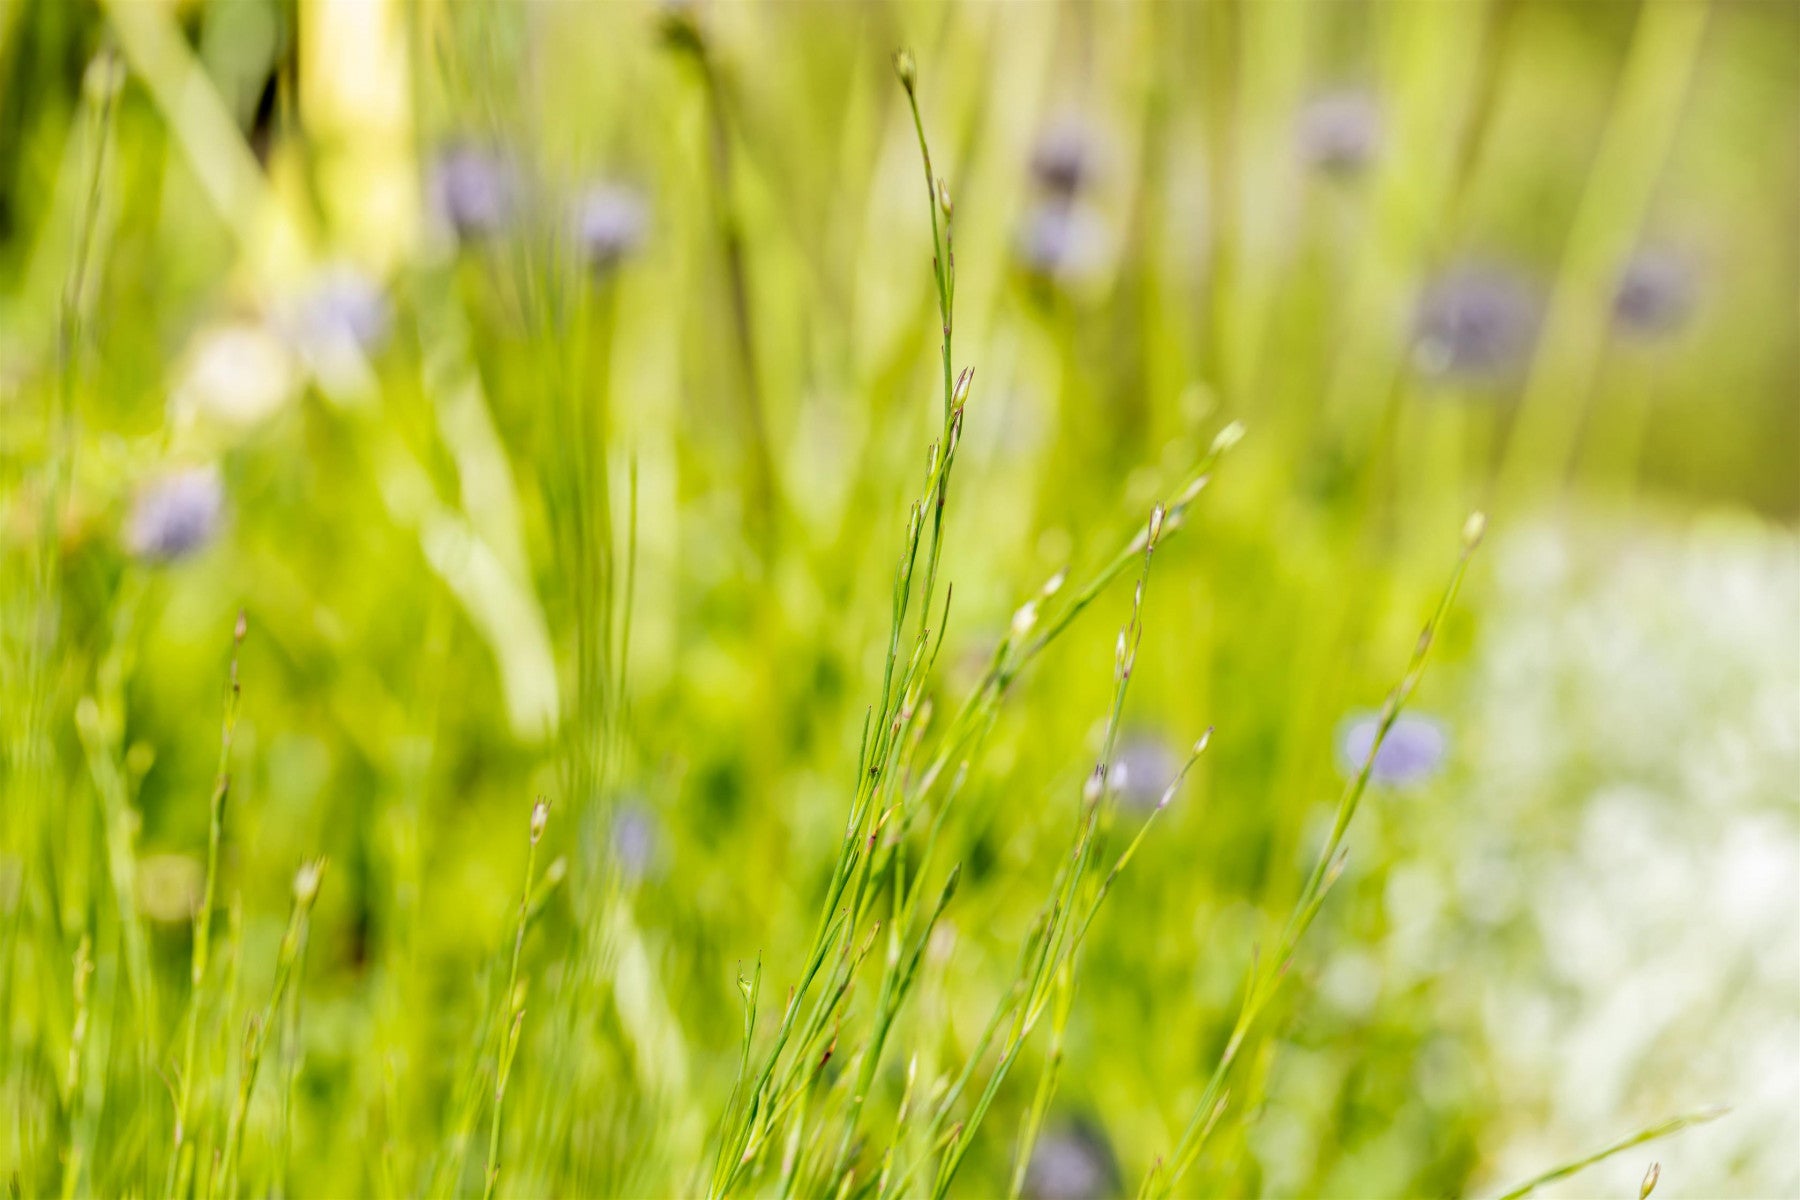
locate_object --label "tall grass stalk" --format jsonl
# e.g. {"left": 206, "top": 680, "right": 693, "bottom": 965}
{"left": 1144, "top": 510, "right": 1487, "bottom": 1197}
{"left": 169, "top": 611, "right": 248, "bottom": 1199}
{"left": 1493, "top": 1106, "right": 1728, "bottom": 1200}
{"left": 217, "top": 861, "right": 325, "bottom": 1200}
{"left": 483, "top": 799, "right": 548, "bottom": 1200}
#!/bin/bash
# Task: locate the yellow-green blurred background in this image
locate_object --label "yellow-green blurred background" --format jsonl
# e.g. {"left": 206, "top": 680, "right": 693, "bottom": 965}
{"left": 1, "top": 0, "right": 1795, "bottom": 1197}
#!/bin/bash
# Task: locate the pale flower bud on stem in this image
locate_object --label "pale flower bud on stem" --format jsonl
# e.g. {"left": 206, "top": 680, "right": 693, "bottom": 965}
{"left": 952, "top": 367, "right": 973, "bottom": 409}
{"left": 1462, "top": 510, "right": 1487, "bottom": 550}
{"left": 292, "top": 859, "right": 325, "bottom": 908}
{"left": 1210, "top": 420, "right": 1245, "bottom": 455}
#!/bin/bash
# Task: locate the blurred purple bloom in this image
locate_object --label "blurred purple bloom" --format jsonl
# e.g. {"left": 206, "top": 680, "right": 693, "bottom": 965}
{"left": 611, "top": 801, "right": 662, "bottom": 882}
{"left": 127, "top": 467, "right": 224, "bottom": 563}
{"left": 291, "top": 267, "right": 391, "bottom": 355}
{"left": 1337, "top": 711, "right": 1449, "bottom": 788}
{"left": 1613, "top": 248, "right": 1695, "bottom": 337}
{"left": 574, "top": 183, "right": 649, "bottom": 273}
{"left": 1412, "top": 265, "right": 1539, "bottom": 381}
{"left": 1110, "top": 734, "right": 1180, "bottom": 811}
{"left": 1030, "top": 116, "right": 1103, "bottom": 197}
{"left": 431, "top": 145, "right": 516, "bottom": 240}
{"left": 1015, "top": 200, "right": 1109, "bottom": 284}
{"left": 1023, "top": 1119, "right": 1121, "bottom": 1200}
{"left": 1297, "top": 89, "right": 1383, "bottom": 175}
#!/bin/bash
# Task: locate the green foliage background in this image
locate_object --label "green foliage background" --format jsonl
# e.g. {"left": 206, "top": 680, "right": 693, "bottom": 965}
{"left": 0, "top": 0, "right": 1794, "bottom": 1197}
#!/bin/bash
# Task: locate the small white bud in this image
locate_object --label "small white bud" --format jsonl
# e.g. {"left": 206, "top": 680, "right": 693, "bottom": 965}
{"left": 1462, "top": 510, "right": 1487, "bottom": 549}
{"left": 1147, "top": 503, "right": 1166, "bottom": 548}
{"left": 1010, "top": 600, "right": 1040, "bottom": 640}
{"left": 1209, "top": 420, "right": 1245, "bottom": 455}
{"left": 952, "top": 367, "right": 973, "bottom": 408}
{"left": 530, "top": 800, "right": 549, "bottom": 844}
{"left": 292, "top": 860, "right": 324, "bottom": 907}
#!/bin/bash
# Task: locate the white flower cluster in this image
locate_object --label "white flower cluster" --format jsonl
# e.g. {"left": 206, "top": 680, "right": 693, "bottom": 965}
{"left": 1447, "top": 515, "right": 1799, "bottom": 1196}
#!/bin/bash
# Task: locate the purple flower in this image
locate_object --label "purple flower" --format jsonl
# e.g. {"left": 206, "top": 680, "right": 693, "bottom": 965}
{"left": 127, "top": 467, "right": 224, "bottom": 563}
{"left": 1030, "top": 116, "right": 1103, "bottom": 197}
{"left": 1336, "top": 711, "right": 1449, "bottom": 788}
{"left": 574, "top": 183, "right": 648, "bottom": 274}
{"left": 290, "top": 266, "right": 391, "bottom": 355}
{"left": 1412, "top": 265, "right": 1540, "bottom": 381}
{"left": 1613, "top": 248, "right": 1695, "bottom": 337}
{"left": 431, "top": 145, "right": 517, "bottom": 240}
{"left": 1110, "top": 734, "right": 1180, "bottom": 811}
{"left": 1297, "top": 89, "right": 1383, "bottom": 176}
{"left": 1015, "top": 200, "right": 1109, "bottom": 284}
{"left": 1023, "top": 1119, "right": 1121, "bottom": 1200}
{"left": 610, "top": 800, "right": 662, "bottom": 882}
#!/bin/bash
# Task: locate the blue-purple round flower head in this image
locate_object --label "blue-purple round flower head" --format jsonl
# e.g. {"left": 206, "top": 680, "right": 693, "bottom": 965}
{"left": 1613, "top": 248, "right": 1695, "bottom": 337}
{"left": 610, "top": 800, "right": 662, "bottom": 883}
{"left": 291, "top": 266, "right": 391, "bottom": 354}
{"left": 1110, "top": 733, "right": 1180, "bottom": 811}
{"left": 1015, "top": 200, "right": 1108, "bottom": 284}
{"left": 1412, "top": 265, "right": 1540, "bottom": 381}
{"left": 574, "top": 184, "right": 648, "bottom": 275}
{"left": 1336, "top": 711, "right": 1448, "bottom": 789}
{"left": 1297, "top": 88, "right": 1383, "bottom": 176}
{"left": 1023, "top": 1118, "right": 1121, "bottom": 1200}
{"left": 127, "top": 466, "right": 224, "bottom": 563}
{"left": 1030, "top": 116, "right": 1102, "bottom": 198}
{"left": 431, "top": 145, "right": 517, "bottom": 241}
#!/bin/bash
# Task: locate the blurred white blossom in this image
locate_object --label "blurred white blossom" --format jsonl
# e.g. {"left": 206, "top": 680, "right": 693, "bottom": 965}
{"left": 1433, "top": 515, "right": 1800, "bottom": 1197}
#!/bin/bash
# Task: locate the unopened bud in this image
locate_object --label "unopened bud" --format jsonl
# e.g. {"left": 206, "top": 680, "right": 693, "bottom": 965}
{"left": 530, "top": 799, "right": 549, "bottom": 844}
{"left": 1083, "top": 768, "right": 1104, "bottom": 805}
{"left": 82, "top": 51, "right": 124, "bottom": 105}
{"left": 292, "top": 859, "right": 324, "bottom": 907}
{"left": 1210, "top": 420, "right": 1245, "bottom": 455}
{"left": 1639, "top": 1163, "right": 1661, "bottom": 1200}
{"left": 1462, "top": 510, "right": 1487, "bottom": 549}
{"left": 952, "top": 367, "right": 973, "bottom": 408}
{"left": 1010, "top": 599, "right": 1039, "bottom": 640}
{"left": 1040, "top": 567, "right": 1068, "bottom": 599}
{"left": 893, "top": 49, "right": 917, "bottom": 91}
{"left": 937, "top": 178, "right": 953, "bottom": 219}
{"left": 1147, "top": 504, "right": 1166, "bottom": 548}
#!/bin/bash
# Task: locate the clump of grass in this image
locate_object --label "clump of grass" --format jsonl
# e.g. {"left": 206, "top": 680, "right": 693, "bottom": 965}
{"left": 704, "top": 54, "right": 1241, "bottom": 1200}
